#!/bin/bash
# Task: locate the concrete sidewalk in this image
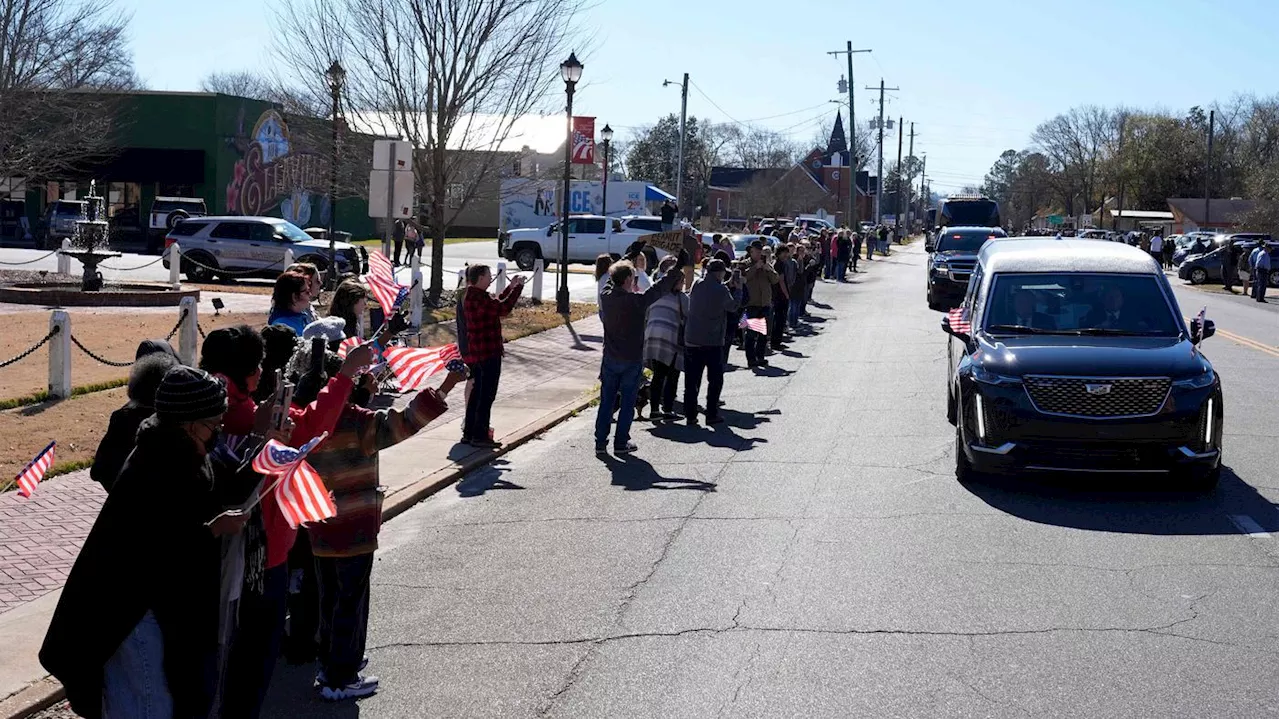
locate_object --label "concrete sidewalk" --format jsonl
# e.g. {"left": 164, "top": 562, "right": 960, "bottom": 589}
{"left": 0, "top": 314, "right": 606, "bottom": 716}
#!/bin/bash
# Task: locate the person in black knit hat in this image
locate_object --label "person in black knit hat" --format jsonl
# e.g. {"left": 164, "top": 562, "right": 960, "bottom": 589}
{"left": 41, "top": 366, "right": 243, "bottom": 719}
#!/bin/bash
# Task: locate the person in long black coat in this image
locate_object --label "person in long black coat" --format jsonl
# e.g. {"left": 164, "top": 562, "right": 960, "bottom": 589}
{"left": 40, "top": 367, "right": 243, "bottom": 719}
{"left": 90, "top": 341, "right": 179, "bottom": 492}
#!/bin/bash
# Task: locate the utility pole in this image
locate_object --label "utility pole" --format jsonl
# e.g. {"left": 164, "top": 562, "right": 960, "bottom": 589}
{"left": 827, "top": 43, "right": 871, "bottom": 227}
{"left": 664, "top": 73, "right": 689, "bottom": 219}
{"left": 918, "top": 154, "right": 927, "bottom": 226}
{"left": 894, "top": 116, "right": 903, "bottom": 240}
{"left": 906, "top": 122, "right": 915, "bottom": 230}
{"left": 866, "top": 79, "right": 899, "bottom": 225}
{"left": 1203, "top": 109, "right": 1215, "bottom": 231}
{"left": 1114, "top": 114, "right": 1126, "bottom": 230}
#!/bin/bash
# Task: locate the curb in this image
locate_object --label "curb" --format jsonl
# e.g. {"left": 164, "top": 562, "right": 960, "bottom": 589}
{"left": 0, "top": 388, "right": 600, "bottom": 719}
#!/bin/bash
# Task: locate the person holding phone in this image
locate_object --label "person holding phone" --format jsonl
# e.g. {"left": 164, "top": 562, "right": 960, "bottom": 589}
{"left": 461, "top": 264, "right": 525, "bottom": 448}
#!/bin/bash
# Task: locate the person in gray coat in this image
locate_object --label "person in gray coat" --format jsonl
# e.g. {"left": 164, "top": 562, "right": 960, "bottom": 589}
{"left": 683, "top": 259, "right": 739, "bottom": 426}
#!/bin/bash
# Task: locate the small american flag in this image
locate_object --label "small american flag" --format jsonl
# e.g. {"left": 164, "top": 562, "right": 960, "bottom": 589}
{"left": 367, "top": 249, "right": 395, "bottom": 282}
{"left": 383, "top": 344, "right": 461, "bottom": 390}
{"left": 14, "top": 441, "right": 55, "bottom": 498}
{"left": 947, "top": 307, "right": 971, "bottom": 334}
{"left": 336, "top": 337, "right": 361, "bottom": 358}
{"left": 738, "top": 313, "right": 768, "bottom": 335}
{"left": 366, "top": 272, "right": 410, "bottom": 313}
{"left": 252, "top": 434, "right": 335, "bottom": 528}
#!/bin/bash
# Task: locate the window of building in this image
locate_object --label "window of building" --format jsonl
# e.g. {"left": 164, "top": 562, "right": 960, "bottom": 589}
{"left": 512, "top": 157, "right": 522, "bottom": 176}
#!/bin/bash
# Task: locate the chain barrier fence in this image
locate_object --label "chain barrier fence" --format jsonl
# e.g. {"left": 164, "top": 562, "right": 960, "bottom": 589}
{"left": 98, "top": 254, "right": 169, "bottom": 272}
{"left": 0, "top": 250, "right": 60, "bottom": 267}
{"left": 69, "top": 334, "right": 135, "bottom": 367}
{"left": 0, "top": 325, "right": 60, "bottom": 369}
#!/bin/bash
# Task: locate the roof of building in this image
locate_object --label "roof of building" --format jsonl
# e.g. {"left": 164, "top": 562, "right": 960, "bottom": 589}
{"left": 826, "top": 112, "right": 848, "bottom": 155}
{"left": 1166, "top": 197, "right": 1254, "bottom": 225}
{"left": 707, "top": 166, "right": 779, "bottom": 188}
{"left": 979, "top": 237, "right": 1162, "bottom": 275}
{"left": 1112, "top": 209, "right": 1175, "bottom": 220}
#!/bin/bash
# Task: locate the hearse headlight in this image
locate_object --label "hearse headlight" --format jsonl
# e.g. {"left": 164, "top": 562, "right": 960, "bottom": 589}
{"left": 933, "top": 264, "right": 950, "bottom": 276}
{"left": 1173, "top": 369, "right": 1216, "bottom": 390}
{"left": 972, "top": 366, "right": 1022, "bottom": 387}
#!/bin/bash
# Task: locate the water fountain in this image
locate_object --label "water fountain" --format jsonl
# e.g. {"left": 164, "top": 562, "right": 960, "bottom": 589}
{"left": 61, "top": 181, "right": 120, "bottom": 291}
{"left": 0, "top": 180, "right": 199, "bottom": 306}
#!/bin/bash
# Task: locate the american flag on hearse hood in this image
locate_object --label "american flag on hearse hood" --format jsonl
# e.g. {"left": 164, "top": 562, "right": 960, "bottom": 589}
{"left": 251, "top": 433, "right": 335, "bottom": 528}
{"left": 947, "top": 307, "right": 971, "bottom": 335}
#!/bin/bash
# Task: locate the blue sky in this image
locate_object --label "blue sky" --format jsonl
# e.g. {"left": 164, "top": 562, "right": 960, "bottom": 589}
{"left": 120, "top": 0, "right": 1278, "bottom": 192}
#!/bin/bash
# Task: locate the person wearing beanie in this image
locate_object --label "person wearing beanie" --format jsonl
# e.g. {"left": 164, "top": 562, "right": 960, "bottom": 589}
{"left": 42, "top": 367, "right": 237, "bottom": 719}
{"left": 683, "top": 259, "right": 739, "bottom": 426}
{"left": 253, "top": 324, "right": 299, "bottom": 404}
{"left": 91, "top": 344, "right": 179, "bottom": 491}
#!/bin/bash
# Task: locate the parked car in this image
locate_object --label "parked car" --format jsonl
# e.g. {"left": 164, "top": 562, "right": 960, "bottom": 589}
{"left": 161, "top": 216, "right": 367, "bottom": 282}
{"left": 1076, "top": 228, "right": 1109, "bottom": 240}
{"left": 1177, "top": 236, "right": 1278, "bottom": 286}
{"left": 150, "top": 197, "right": 208, "bottom": 232}
{"left": 498, "top": 214, "right": 668, "bottom": 271}
{"left": 943, "top": 237, "right": 1223, "bottom": 490}
{"left": 38, "top": 200, "right": 87, "bottom": 249}
{"left": 730, "top": 234, "right": 780, "bottom": 258}
{"left": 925, "top": 226, "right": 1008, "bottom": 310}
{"left": 1171, "top": 232, "right": 1218, "bottom": 266}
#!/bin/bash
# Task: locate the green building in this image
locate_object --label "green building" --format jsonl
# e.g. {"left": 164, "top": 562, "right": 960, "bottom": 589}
{"left": 9, "top": 90, "right": 376, "bottom": 244}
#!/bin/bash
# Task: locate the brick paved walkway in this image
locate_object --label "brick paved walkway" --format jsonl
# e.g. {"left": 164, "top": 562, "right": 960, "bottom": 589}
{"left": 0, "top": 314, "right": 603, "bottom": 618}
{"left": 0, "top": 475, "right": 105, "bottom": 613}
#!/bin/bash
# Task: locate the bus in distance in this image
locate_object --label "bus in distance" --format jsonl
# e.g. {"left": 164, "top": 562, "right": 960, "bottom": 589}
{"left": 938, "top": 195, "right": 1000, "bottom": 228}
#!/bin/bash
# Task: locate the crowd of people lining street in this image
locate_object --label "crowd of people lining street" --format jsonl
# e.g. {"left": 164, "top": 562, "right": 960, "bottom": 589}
{"left": 35, "top": 221, "right": 878, "bottom": 718}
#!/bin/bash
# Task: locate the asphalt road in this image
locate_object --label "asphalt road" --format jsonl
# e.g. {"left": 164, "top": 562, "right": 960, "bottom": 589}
{"left": 0, "top": 242, "right": 601, "bottom": 303}
{"left": 259, "top": 242, "right": 1278, "bottom": 718}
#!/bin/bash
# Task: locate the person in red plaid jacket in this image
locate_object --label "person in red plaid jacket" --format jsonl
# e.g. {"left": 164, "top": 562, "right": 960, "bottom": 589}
{"left": 461, "top": 264, "right": 525, "bottom": 447}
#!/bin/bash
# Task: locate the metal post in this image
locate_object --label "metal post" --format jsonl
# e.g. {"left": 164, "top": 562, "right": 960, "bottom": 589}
{"left": 676, "top": 72, "right": 688, "bottom": 219}
{"left": 409, "top": 252, "right": 423, "bottom": 328}
{"left": 385, "top": 142, "right": 398, "bottom": 268}
{"left": 328, "top": 83, "right": 340, "bottom": 289}
{"left": 919, "top": 154, "right": 927, "bottom": 227}
{"left": 57, "top": 238, "right": 71, "bottom": 274}
{"left": 177, "top": 295, "right": 198, "bottom": 366}
{"left": 875, "top": 80, "right": 885, "bottom": 223}
{"left": 283, "top": 247, "right": 294, "bottom": 273}
{"left": 1203, "top": 110, "right": 1215, "bottom": 231}
{"left": 895, "top": 116, "right": 903, "bottom": 240}
{"left": 601, "top": 139, "right": 610, "bottom": 217}
{"left": 168, "top": 242, "right": 181, "bottom": 289}
{"left": 48, "top": 310, "right": 70, "bottom": 400}
{"left": 531, "top": 258, "right": 543, "bottom": 304}
{"left": 847, "top": 43, "right": 856, "bottom": 227}
{"left": 1114, "top": 114, "right": 1127, "bottom": 230}
{"left": 557, "top": 82, "right": 574, "bottom": 314}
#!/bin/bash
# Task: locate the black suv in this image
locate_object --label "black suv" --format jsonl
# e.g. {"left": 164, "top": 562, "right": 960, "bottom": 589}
{"left": 926, "top": 226, "right": 1007, "bottom": 310}
{"left": 942, "top": 238, "right": 1223, "bottom": 489}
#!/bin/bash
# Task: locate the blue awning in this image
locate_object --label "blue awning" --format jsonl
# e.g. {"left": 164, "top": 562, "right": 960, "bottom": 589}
{"left": 645, "top": 185, "right": 676, "bottom": 202}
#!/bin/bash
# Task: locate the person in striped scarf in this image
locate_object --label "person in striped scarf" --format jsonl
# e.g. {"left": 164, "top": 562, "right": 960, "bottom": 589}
{"left": 642, "top": 257, "right": 689, "bottom": 419}
{"left": 304, "top": 353, "right": 465, "bottom": 701}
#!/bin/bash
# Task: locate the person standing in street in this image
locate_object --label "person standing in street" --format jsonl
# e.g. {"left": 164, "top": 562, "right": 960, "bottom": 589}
{"left": 1250, "top": 242, "right": 1272, "bottom": 302}
{"left": 1148, "top": 232, "right": 1164, "bottom": 267}
{"left": 391, "top": 219, "right": 406, "bottom": 266}
{"left": 595, "top": 250, "right": 688, "bottom": 454}
{"left": 878, "top": 224, "right": 890, "bottom": 256}
{"left": 788, "top": 245, "right": 808, "bottom": 328}
{"left": 683, "top": 259, "right": 738, "bottom": 426}
{"left": 865, "top": 229, "right": 875, "bottom": 261}
{"left": 660, "top": 200, "right": 678, "bottom": 232}
{"left": 1224, "top": 239, "right": 1240, "bottom": 293}
{"left": 642, "top": 258, "right": 688, "bottom": 420}
{"left": 461, "top": 264, "right": 525, "bottom": 448}
{"left": 836, "top": 230, "right": 853, "bottom": 281}
{"left": 740, "top": 241, "right": 777, "bottom": 369}
{"left": 818, "top": 229, "right": 833, "bottom": 279}
{"left": 771, "top": 245, "right": 794, "bottom": 347}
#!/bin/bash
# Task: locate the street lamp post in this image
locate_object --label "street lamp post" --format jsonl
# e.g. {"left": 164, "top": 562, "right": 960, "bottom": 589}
{"left": 325, "top": 60, "right": 346, "bottom": 289}
{"left": 600, "top": 124, "right": 613, "bottom": 218}
{"left": 557, "top": 52, "right": 582, "bottom": 315}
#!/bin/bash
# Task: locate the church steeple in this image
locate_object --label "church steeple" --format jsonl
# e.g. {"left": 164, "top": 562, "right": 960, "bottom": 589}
{"left": 826, "top": 112, "right": 848, "bottom": 155}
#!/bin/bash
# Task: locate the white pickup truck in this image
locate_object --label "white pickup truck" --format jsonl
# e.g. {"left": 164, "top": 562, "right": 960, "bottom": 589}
{"left": 499, "top": 215, "right": 668, "bottom": 270}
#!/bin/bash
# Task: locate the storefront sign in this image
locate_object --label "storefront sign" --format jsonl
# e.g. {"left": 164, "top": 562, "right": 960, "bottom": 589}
{"left": 226, "top": 110, "right": 330, "bottom": 225}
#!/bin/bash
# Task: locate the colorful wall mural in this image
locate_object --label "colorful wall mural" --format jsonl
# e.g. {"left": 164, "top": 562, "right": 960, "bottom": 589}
{"left": 225, "top": 109, "right": 332, "bottom": 227}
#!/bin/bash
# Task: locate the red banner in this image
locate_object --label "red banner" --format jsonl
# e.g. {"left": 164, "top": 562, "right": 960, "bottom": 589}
{"left": 571, "top": 116, "right": 595, "bottom": 165}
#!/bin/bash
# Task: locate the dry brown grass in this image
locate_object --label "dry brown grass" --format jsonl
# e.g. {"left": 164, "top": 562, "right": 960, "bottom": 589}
{"left": 0, "top": 387, "right": 124, "bottom": 485}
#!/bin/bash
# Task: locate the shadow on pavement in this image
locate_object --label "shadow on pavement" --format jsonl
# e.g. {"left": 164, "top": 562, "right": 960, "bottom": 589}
{"left": 456, "top": 460, "right": 523, "bottom": 497}
{"left": 962, "top": 464, "right": 1279, "bottom": 535}
{"left": 599, "top": 453, "right": 718, "bottom": 492}
{"left": 261, "top": 662, "right": 361, "bottom": 719}
{"left": 751, "top": 365, "right": 794, "bottom": 378}
{"left": 645, "top": 416, "right": 767, "bottom": 452}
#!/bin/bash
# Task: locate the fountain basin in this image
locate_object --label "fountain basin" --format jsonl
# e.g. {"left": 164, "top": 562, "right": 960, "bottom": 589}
{"left": 0, "top": 281, "right": 199, "bottom": 307}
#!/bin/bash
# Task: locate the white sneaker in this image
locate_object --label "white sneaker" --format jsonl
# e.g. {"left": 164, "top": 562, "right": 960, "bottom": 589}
{"left": 319, "top": 674, "right": 379, "bottom": 701}
{"left": 315, "top": 656, "right": 369, "bottom": 687}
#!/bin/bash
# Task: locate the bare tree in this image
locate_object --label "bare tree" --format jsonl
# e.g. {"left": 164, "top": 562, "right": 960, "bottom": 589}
{"left": 200, "top": 71, "right": 323, "bottom": 117}
{"left": 275, "top": 0, "right": 587, "bottom": 303}
{"left": 723, "top": 125, "right": 804, "bottom": 168}
{"left": 0, "top": 0, "right": 137, "bottom": 181}
{"left": 1031, "top": 106, "right": 1114, "bottom": 216}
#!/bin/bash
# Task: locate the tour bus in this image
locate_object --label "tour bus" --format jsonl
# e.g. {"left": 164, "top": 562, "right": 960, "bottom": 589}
{"left": 938, "top": 195, "right": 1000, "bottom": 229}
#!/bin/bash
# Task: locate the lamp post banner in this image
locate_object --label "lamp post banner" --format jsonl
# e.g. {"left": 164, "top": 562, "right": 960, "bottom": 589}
{"left": 571, "top": 117, "right": 595, "bottom": 164}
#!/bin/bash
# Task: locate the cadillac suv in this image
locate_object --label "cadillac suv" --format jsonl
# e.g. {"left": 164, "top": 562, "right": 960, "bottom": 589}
{"left": 943, "top": 238, "right": 1223, "bottom": 489}
{"left": 926, "top": 226, "right": 1007, "bottom": 310}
